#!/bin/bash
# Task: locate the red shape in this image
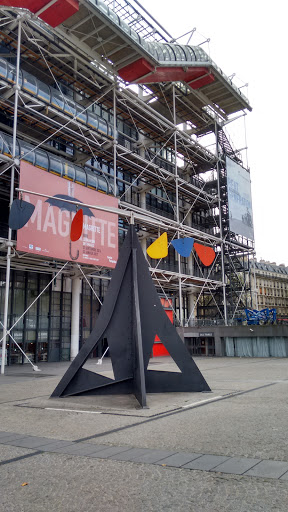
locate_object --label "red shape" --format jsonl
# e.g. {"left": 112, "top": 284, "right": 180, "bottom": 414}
{"left": 165, "top": 309, "right": 173, "bottom": 323}
{"left": 153, "top": 305, "right": 173, "bottom": 357}
{"left": 194, "top": 242, "right": 215, "bottom": 267}
{"left": 1, "top": 0, "right": 79, "bottom": 28}
{"left": 70, "top": 208, "right": 83, "bottom": 242}
{"left": 153, "top": 343, "right": 170, "bottom": 357}
{"left": 118, "top": 58, "right": 154, "bottom": 82}
{"left": 187, "top": 72, "right": 214, "bottom": 89}
{"left": 123, "top": 65, "right": 214, "bottom": 88}
{"left": 137, "top": 66, "right": 209, "bottom": 84}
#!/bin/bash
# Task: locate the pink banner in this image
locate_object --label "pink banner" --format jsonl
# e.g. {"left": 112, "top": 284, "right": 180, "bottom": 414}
{"left": 17, "top": 162, "right": 118, "bottom": 268}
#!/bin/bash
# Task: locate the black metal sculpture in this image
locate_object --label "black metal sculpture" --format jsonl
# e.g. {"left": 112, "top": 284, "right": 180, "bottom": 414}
{"left": 51, "top": 225, "right": 210, "bottom": 407}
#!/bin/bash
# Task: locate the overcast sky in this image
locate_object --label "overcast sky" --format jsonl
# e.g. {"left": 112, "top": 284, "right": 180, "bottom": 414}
{"left": 141, "top": 0, "right": 287, "bottom": 265}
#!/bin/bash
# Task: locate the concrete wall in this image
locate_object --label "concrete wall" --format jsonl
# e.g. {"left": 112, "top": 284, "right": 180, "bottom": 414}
{"left": 179, "top": 325, "right": 288, "bottom": 357}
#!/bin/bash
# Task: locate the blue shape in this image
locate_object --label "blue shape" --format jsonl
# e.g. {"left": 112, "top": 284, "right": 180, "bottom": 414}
{"left": 9, "top": 199, "right": 35, "bottom": 230}
{"left": 171, "top": 237, "right": 194, "bottom": 258}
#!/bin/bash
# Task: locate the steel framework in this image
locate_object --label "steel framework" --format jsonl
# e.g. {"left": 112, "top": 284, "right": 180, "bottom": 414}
{"left": 0, "top": 0, "right": 254, "bottom": 366}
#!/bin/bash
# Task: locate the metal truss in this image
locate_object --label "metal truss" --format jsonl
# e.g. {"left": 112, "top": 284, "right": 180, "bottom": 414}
{"left": 0, "top": 4, "right": 255, "bottom": 334}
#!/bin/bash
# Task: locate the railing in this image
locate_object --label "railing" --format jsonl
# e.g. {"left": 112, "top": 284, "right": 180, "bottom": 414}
{"left": 186, "top": 317, "right": 288, "bottom": 327}
{"left": 104, "top": 0, "right": 171, "bottom": 43}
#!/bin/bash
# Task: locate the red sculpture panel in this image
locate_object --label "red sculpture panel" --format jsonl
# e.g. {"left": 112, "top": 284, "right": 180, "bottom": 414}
{"left": 1, "top": 0, "right": 79, "bottom": 28}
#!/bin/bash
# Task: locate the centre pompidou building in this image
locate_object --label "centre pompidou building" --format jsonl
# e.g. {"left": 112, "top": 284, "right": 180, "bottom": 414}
{"left": 0, "top": 0, "right": 254, "bottom": 365}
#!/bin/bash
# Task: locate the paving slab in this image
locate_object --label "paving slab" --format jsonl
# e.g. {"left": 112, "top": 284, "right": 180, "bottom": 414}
{"left": 280, "top": 471, "right": 288, "bottom": 480}
{"left": 72, "top": 443, "right": 112, "bottom": 455}
{"left": 131, "top": 449, "right": 177, "bottom": 464}
{"left": 183, "top": 454, "right": 230, "bottom": 471}
{"left": 245, "top": 460, "right": 288, "bottom": 479}
{"left": 51, "top": 443, "right": 107, "bottom": 456}
{"left": 0, "top": 434, "right": 27, "bottom": 444}
{"left": 37, "top": 440, "right": 75, "bottom": 452}
{"left": 0, "top": 431, "right": 18, "bottom": 440}
{"left": 69, "top": 444, "right": 112, "bottom": 457}
{"left": 212, "top": 457, "right": 261, "bottom": 475}
{"left": 90, "top": 446, "right": 132, "bottom": 459}
{"left": 154, "top": 452, "right": 203, "bottom": 467}
{"left": 111, "top": 448, "right": 153, "bottom": 461}
{"left": 4, "top": 436, "right": 59, "bottom": 449}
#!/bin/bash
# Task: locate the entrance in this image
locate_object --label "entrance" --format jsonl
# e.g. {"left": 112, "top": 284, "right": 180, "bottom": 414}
{"left": 186, "top": 336, "right": 215, "bottom": 356}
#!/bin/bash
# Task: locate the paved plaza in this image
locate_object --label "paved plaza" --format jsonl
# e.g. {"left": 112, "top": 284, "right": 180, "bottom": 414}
{"left": 0, "top": 356, "right": 288, "bottom": 511}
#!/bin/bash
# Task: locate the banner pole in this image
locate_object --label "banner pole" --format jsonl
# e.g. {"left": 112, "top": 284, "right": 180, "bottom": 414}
{"left": 1, "top": 18, "right": 21, "bottom": 375}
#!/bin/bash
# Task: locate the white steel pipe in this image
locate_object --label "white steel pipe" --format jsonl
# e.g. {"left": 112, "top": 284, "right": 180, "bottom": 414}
{"left": 173, "top": 84, "right": 184, "bottom": 327}
{"left": 1, "top": 19, "right": 21, "bottom": 375}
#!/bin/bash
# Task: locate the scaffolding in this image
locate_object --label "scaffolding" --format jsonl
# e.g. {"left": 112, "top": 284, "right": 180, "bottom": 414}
{"left": 0, "top": 1, "right": 255, "bottom": 367}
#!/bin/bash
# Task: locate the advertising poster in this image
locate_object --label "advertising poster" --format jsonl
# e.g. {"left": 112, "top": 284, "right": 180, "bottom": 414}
{"left": 17, "top": 162, "right": 118, "bottom": 268}
{"left": 226, "top": 157, "right": 254, "bottom": 240}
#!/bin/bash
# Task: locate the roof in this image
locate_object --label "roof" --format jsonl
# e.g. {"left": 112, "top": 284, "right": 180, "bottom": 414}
{"left": 68, "top": 0, "right": 251, "bottom": 116}
{"left": 0, "top": 0, "right": 251, "bottom": 134}
{"left": 253, "top": 261, "right": 288, "bottom": 275}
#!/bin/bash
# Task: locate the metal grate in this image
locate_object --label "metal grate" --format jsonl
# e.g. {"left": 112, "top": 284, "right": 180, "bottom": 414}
{"left": 104, "top": 0, "right": 170, "bottom": 42}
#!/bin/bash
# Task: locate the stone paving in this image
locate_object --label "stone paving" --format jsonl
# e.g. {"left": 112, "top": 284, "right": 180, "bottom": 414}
{"left": 1, "top": 431, "right": 288, "bottom": 480}
{"left": 0, "top": 357, "right": 288, "bottom": 511}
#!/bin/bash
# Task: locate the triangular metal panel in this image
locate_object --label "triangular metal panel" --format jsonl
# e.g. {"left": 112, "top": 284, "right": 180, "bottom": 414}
{"left": 51, "top": 230, "right": 134, "bottom": 398}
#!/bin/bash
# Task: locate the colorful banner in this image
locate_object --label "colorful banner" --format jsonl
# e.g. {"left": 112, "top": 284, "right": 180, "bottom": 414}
{"left": 226, "top": 157, "right": 254, "bottom": 241}
{"left": 17, "top": 162, "right": 118, "bottom": 268}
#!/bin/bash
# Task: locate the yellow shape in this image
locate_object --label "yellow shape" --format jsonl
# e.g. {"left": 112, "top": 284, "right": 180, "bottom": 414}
{"left": 147, "top": 232, "right": 168, "bottom": 259}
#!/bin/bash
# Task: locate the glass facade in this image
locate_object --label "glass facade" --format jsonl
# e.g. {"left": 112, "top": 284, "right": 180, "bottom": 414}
{"left": 80, "top": 277, "right": 109, "bottom": 357}
{"left": 0, "top": 269, "right": 108, "bottom": 365}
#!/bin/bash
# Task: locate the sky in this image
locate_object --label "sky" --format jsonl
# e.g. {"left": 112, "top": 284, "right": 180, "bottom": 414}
{"left": 140, "top": 0, "right": 287, "bottom": 265}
